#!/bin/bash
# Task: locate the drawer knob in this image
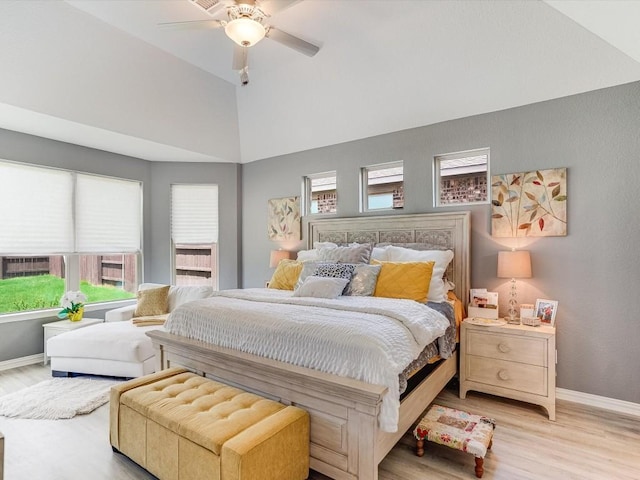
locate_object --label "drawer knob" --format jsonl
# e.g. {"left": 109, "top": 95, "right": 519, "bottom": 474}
{"left": 497, "top": 369, "right": 510, "bottom": 381}
{"left": 498, "top": 343, "right": 510, "bottom": 353}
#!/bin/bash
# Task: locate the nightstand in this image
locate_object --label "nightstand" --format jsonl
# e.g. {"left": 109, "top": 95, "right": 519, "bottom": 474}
{"left": 42, "top": 318, "right": 103, "bottom": 366}
{"left": 460, "top": 320, "right": 556, "bottom": 420}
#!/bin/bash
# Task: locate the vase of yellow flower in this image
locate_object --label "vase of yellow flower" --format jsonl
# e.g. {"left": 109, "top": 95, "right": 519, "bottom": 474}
{"left": 58, "top": 291, "right": 87, "bottom": 322}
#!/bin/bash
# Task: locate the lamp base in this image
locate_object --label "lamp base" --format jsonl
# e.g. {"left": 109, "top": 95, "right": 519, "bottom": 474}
{"left": 506, "top": 316, "right": 521, "bottom": 325}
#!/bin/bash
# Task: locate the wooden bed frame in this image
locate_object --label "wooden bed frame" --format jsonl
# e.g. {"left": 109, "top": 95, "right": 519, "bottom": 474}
{"left": 148, "top": 211, "right": 470, "bottom": 480}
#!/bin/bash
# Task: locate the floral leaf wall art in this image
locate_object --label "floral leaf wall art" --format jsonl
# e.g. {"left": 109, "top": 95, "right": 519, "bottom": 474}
{"left": 491, "top": 168, "right": 567, "bottom": 237}
{"left": 268, "top": 196, "right": 301, "bottom": 240}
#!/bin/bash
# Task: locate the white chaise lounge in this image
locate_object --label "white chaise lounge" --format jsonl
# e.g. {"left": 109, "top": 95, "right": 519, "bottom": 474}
{"left": 46, "top": 284, "right": 213, "bottom": 378}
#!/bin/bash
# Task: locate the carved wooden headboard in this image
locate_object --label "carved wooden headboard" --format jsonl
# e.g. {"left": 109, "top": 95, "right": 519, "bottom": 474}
{"left": 306, "top": 212, "right": 471, "bottom": 307}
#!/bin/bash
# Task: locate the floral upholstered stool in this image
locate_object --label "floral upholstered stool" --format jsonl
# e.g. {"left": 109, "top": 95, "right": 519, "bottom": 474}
{"left": 413, "top": 404, "right": 495, "bottom": 478}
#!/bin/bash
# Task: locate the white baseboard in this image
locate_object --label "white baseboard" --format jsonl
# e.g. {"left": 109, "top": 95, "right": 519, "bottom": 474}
{"left": 0, "top": 354, "right": 44, "bottom": 372}
{"left": 557, "top": 387, "right": 640, "bottom": 417}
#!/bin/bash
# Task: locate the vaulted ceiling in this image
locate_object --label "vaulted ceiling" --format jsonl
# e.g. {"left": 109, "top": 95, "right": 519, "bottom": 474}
{"left": 1, "top": 0, "right": 639, "bottom": 163}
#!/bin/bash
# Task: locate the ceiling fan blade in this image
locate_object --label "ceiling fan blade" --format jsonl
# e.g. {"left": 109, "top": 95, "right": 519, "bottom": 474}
{"left": 266, "top": 27, "right": 320, "bottom": 56}
{"left": 258, "top": 0, "right": 302, "bottom": 16}
{"left": 232, "top": 45, "right": 249, "bottom": 71}
{"left": 157, "top": 19, "right": 223, "bottom": 30}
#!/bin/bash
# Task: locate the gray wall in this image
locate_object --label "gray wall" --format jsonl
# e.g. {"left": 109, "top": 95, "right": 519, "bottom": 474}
{"left": 147, "top": 162, "right": 242, "bottom": 289}
{"left": 242, "top": 81, "right": 640, "bottom": 404}
{"left": 0, "top": 129, "right": 242, "bottom": 361}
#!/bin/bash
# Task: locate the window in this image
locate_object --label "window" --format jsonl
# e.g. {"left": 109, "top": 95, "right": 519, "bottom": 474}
{"left": 0, "top": 160, "right": 141, "bottom": 315}
{"left": 171, "top": 184, "right": 218, "bottom": 289}
{"left": 434, "top": 148, "right": 489, "bottom": 206}
{"left": 303, "top": 171, "right": 337, "bottom": 215}
{"left": 361, "top": 162, "right": 404, "bottom": 212}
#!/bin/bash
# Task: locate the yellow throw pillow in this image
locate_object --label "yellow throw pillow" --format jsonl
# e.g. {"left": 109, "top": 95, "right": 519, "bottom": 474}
{"left": 268, "top": 259, "right": 303, "bottom": 290}
{"left": 372, "top": 260, "right": 435, "bottom": 303}
{"left": 134, "top": 285, "right": 170, "bottom": 317}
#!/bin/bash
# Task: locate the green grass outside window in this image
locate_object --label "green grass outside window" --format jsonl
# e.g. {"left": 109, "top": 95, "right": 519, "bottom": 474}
{"left": 0, "top": 275, "right": 135, "bottom": 315}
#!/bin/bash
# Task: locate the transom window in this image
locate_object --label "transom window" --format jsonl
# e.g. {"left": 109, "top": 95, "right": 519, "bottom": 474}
{"left": 303, "top": 171, "right": 337, "bottom": 215}
{"left": 434, "top": 148, "right": 489, "bottom": 207}
{"left": 361, "top": 161, "right": 404, "bottom": 212}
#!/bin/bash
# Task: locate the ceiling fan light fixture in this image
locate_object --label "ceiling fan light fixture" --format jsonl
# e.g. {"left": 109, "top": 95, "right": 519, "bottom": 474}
{"left": 225, "top": 17, "right": 266, "bottom": 47}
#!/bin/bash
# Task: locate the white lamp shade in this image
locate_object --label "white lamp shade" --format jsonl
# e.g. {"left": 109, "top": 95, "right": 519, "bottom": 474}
{"left": 497, "top": 250, "right": 532, "bottom": 278}
{"left": 225, "top": 18, "right": 266, "bottom": 47}
{"left": 269, "top": 250, "right": 291, "bottom": 268}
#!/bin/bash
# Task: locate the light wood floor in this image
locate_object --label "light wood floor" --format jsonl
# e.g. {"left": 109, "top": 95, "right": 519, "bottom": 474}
{"left": 1, "top": 364, "right": 639, "bottom": 480}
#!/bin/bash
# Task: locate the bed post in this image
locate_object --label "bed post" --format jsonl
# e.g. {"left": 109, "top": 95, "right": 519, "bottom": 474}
{"left": 355, "top": 410, "right": 378, "bottom": 480}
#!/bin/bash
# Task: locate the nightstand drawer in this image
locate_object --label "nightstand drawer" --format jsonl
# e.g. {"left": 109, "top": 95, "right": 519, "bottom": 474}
{"left": 465, "top": 355, "right": 548, "bottom": 396}
{"left": 466, "top": 330, "right": 547, "bottom": 366}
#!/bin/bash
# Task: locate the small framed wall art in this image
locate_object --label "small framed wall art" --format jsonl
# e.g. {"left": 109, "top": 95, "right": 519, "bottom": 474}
{"left": 491, "top": 167, "right": 567, "bottom": 237}
{"left": 267, "top": 196, "right": 301, "bottom": 240}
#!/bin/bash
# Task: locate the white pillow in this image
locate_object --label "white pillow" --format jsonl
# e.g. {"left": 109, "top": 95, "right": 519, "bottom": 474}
{"left": 293, "top": 276, "right": 349, "bottom": 299}
{"left": 168, "top": 285, "right": 214, "bottom": 311}
{"left": 296, "top": 249, "right": 319, "bottom": 262}
{"left": 371, "top": 246, "right": 390, "bottom": 262}
{"left": 384, "top": 246, "right": 454, "bottom": 302}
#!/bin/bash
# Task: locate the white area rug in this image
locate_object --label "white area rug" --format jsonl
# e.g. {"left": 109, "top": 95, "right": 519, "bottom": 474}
{"left": 0, "top": 377, "right": 122, "bottom": 420}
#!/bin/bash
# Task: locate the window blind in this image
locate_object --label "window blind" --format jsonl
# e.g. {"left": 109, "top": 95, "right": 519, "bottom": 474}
{"left": 75, "top": 174, "right": 142, "bottom": 253}
{"left": 0, "top": 161, "right": 74, "bottom": 254}
{"left": 171, "top": 184, "right": 219, "bottom": 244}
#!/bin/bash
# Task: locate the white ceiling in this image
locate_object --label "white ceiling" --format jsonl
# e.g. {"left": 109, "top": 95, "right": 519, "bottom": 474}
{"left": 1, "top": 0, "right": 639, "bottom": 163}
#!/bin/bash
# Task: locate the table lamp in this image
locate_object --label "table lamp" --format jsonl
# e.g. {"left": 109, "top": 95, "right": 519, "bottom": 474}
{"left": 497, "top": 250, "right": 532, "bottom": 324}
{"left": 269, "top": 249, "right": 292, "bottom": 268}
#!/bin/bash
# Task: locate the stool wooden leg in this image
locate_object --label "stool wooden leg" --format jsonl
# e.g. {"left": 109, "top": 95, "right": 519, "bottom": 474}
{"left": 416, "top": 439, "right": 425, "bottom": 457}
{"left": 474, "top": 457, "right": 484, "bottom": 478}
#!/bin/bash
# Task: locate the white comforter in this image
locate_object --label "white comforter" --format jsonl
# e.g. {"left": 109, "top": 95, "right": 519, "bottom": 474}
{"left": 166, "top": 288, "right": 450, "bottom": 432}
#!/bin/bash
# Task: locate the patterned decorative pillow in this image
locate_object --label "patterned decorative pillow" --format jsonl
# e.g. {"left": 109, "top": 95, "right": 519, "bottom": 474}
{"left": 345, "top": 264, "right": 382, "bottom": 296}
{"left": 313, "top": 262, "right": 356, "bottom": 281}
{"left": 134, "top": 285, "right": 170, "bottom": 317}
{"left": 293, "top": 276, "right": 349, "bottom": 299}
{"left": 317, "top": 243, "right": 373, "bottom": 264}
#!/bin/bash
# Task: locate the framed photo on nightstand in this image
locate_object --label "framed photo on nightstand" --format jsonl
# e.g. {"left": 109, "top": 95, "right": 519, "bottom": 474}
{"left": 535, "top": 299, "right": 558, "bottom": 326}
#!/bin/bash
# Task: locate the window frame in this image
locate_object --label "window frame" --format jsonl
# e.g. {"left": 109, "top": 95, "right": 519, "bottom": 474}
{"left": 433, "top": 148, "right": 490, "bottom": 207}
{"left": 360, "top": 161, "right": 404, "bottom": 213}
{"left": 302, "top": 171, "right": 337, "bottom": 216}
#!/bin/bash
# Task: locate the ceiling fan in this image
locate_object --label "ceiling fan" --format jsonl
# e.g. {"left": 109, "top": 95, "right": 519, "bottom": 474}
{"left": 160, "top": 0, "right": 320, "bottom": 85}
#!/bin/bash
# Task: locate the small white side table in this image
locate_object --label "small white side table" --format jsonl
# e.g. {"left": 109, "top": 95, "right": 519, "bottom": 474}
{"left": 42, "top": 318, "right": 103, "bottom": 365}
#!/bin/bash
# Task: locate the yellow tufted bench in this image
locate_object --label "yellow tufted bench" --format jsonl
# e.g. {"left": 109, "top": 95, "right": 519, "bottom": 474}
{"left": 110, "top": 367, "right": 309, "bottom": 480}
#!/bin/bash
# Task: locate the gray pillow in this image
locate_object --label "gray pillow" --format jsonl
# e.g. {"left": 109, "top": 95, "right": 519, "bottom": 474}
{"left": 345, "top": 264, "right": 382, "bottom": 296}
{"left": 293, "top": 276, "right": 349, "bottom": 299}
{"left": 295, "top": 261, "right": 319, "bottom": 290}
{"left": 317, "top": 243, "right": 373, "bottom": 264}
